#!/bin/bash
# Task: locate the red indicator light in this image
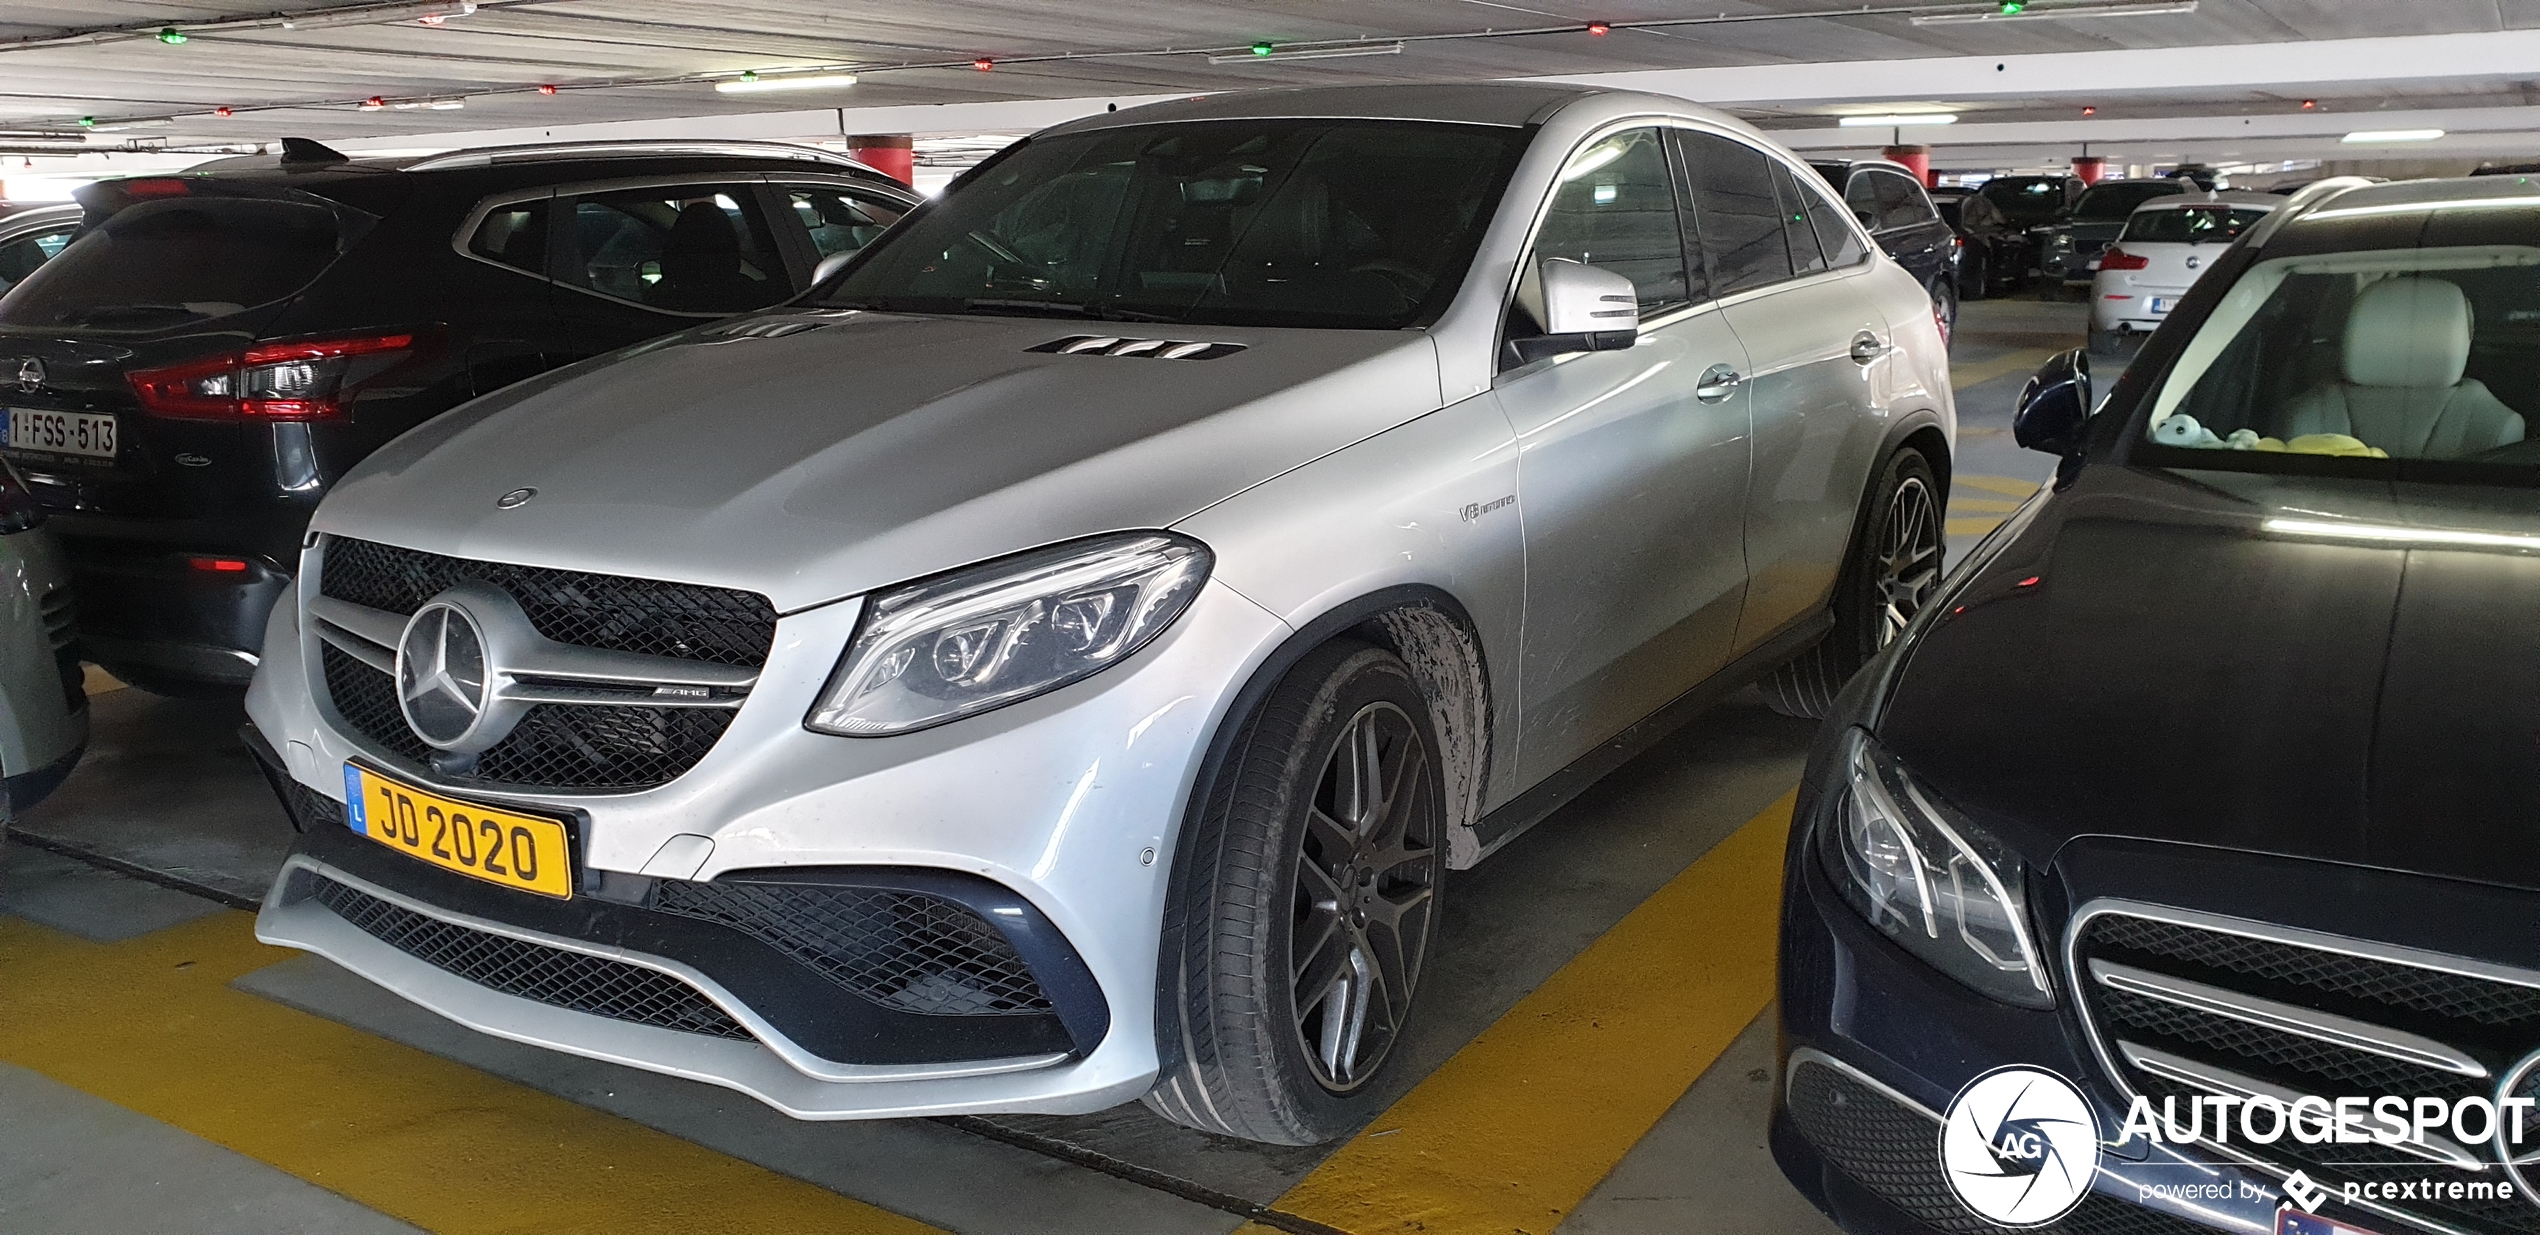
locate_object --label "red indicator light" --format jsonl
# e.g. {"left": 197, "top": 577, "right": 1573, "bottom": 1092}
{"left": 1586, "top": 21, "right": 1611, "bottom": 35}
{"left": 537, "top": 83, "right": 557, "bottom": 96}
{"left": 187, "top": 557, "right": 250, "bottom": 573}
{"left": 2015, "top": 576, "right": 2042, "bottom": 589}
{"left": 974, "top": 56, "right": 994, "bottom": 71}
{"left": 2082, "top": 105, "right": 2096, "bottom": 116}
{"left": 214, "top": 106, "right": 233, "bottom": 118}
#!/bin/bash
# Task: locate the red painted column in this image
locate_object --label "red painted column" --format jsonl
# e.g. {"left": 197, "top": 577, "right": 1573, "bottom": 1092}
{"left": 2072, "top": 156, "right": 2108, "bottom": 185}
{"left": 1882, "top": 144, "right": 1932, "bottom": 186}
{"left": 844, "top": 134, "right": 913, "bottom": 186}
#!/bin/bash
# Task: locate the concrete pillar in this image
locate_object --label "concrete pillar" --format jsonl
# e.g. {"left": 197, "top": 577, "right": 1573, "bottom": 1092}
{"left": 2073, "top": 156, "right": 2108, "bottom": 184}
{"left": 1882, "top": 144, "right": 1932, "bottom": 187}
{"left": 844, "top": 134, "right": 913, "bottom": 185}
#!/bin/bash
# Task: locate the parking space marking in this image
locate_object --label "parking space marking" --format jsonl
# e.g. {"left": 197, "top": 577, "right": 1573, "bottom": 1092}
{"left": 1947, "top": 517, "right": 2007, "bottom": 537}
{"left": 1246, "top": 792, "right": 1795, "bottom": 1235}
{"left": 0, "top": 910, "right": 944, "bottom": 1235}
{"left": 1947, "top": 496, "right": 2023, "bottom": 514}
{"left": 1949, "top": 347, "right": 2059, "bottom": 391}
{"left": 1955, "top": 474, "right": 2043, "bottom": 498}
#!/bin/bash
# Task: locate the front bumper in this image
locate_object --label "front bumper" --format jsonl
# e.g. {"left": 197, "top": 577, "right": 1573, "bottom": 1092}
{"left": 1776, "top": 804, "right": 2287, "bottom": 1235}
{"left": 248, "top": 576, "right": 1292, "bottom": 1118}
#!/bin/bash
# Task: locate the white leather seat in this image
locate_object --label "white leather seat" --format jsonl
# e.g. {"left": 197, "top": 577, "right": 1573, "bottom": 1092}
{"left": 2279, "top": 276, "right": 2525, "bottom": 458}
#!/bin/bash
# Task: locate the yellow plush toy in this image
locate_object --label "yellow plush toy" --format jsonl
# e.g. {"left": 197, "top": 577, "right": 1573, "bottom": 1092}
{"left": 2282, "top": 433, "right": 2390, "bottom": 459}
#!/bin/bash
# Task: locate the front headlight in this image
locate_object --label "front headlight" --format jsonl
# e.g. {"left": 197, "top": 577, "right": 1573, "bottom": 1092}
{"left": 1819, "top": 731, "right": 2053, "bottom": 1008}
{"left": 805, "top": 532, "right": 1211, "bottom": 737}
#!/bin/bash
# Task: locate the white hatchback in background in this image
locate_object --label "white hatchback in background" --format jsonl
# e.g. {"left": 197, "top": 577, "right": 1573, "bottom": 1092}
{"left": 2088, "top": 191, "right": 2280, "bottom": 356}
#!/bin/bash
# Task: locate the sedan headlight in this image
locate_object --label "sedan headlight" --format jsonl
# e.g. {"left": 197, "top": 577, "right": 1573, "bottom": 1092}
{"left": 806, "top": 532, "right": 1211, "bottom": 737}
{"left": 1819, "top": 731, "right": 2053, "bottom": 1008}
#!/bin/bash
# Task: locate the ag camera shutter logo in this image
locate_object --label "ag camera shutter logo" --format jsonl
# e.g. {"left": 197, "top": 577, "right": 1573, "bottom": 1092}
{"left": 1939, "top": 1065, "right": 2102, "bottom": 1226}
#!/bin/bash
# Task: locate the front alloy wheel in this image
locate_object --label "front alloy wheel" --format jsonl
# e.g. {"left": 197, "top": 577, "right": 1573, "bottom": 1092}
{"left": 1292, "top": 700, "right": 1438, "bottom": 1091}
{"left": 1146, "top": 640, "right": 1447, "bottom": 1144}
{"left": 1874, "top": 473, "right": 1943, "bottom": 647}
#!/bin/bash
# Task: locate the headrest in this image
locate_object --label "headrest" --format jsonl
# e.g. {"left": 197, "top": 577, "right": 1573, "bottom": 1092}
{"left": 666, "top": 202, "right": 739, "bottom": 257}
{"left": 2344, "top": 276, "right": 2470, "bottom": 389}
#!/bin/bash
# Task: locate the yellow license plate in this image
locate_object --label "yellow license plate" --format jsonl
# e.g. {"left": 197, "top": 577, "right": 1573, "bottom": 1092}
{"left": 342, "top": 764, "right": 574, "bottom": 899}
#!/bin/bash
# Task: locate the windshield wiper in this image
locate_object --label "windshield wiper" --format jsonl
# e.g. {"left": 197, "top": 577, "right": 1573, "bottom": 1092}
{"left": 954, "top": 297, "right": 1185, "bottom": 324}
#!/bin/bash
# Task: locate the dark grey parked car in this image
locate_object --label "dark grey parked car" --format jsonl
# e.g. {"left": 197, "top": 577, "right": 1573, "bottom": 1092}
{"left": 1814, "top": 160, "right": 1960, "bottom": 345}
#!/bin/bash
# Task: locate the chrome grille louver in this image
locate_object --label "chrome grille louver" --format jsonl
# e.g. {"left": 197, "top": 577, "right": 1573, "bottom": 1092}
{"left": 2072, "top": 902, "right": 2540, "bottom": 1233}
{"left": 1028, "top": 335, "right": 1245, "bottom": 361}
{"left": 37, "top": 585, "right": 75, "bottom": 652}
{"left": 708, "top": 319, "right": 828, "bottom": 340}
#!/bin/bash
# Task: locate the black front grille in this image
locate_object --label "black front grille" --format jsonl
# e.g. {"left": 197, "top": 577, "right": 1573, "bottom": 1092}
{"left": 315, "top": 537, "right": 766, "bottom": 792}
{"left": 2076, "top": 911, "right": 2540, "bottom": 1233}
{"left": 653, "top": 880, "right": 1051, "bottom": 1016}
{"left": 310, "top": 875, "right": 753, "bottom": 1041}
{"left": 1785, "top": 1058, "right": 2219, "bottom": 1234}
{"left": 321, "top": 537, "right": 775, "bottom": 667}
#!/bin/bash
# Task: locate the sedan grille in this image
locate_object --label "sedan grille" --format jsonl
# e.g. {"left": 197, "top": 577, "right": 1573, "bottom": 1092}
{"left": 310, "top": 875, "right": 753, "bottom": 1041}
{"left": 313, "top": 537, "right": 769, "bottom": 792}
{"left": 2073, "top": 907, "right": 2540, "bottom": 1234}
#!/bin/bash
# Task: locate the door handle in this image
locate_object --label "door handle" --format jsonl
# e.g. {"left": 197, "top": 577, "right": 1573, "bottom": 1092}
{"left": 1695, "top": 363, "right": 1742, "bottom": 403}
{"left": 1850, "top": 333, "right": 1891, "bottom": 365}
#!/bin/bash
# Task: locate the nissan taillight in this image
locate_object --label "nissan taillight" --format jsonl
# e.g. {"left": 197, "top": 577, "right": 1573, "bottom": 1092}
{"left": 2099, "top": 248, "right": 2151, "bottom": 271}
{"left": 126, "top": 330, "right": 431, "bottom": 420}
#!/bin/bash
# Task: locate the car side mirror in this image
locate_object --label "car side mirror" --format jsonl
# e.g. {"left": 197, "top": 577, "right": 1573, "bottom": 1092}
{"left": 811, "top": 249, "right": 859, "bottom": 285}
{"left": 2013, "top": 348, "right": 2092, "bottom": 457}
{"left": 1539, "top": 258, "right": 1639, "bottom": 347}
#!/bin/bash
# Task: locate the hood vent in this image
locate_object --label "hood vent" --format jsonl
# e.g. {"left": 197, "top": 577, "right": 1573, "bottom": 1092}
{"left": 1029, "top": 335, "right": 1246, "bottom": 361}
{"left": 709, "top": 319, "right": 829, "bottom": 340}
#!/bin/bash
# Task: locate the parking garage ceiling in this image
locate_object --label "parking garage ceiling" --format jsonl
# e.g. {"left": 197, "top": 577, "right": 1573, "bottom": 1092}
{"left": 4, "top": 0, "right": 2538, "bottom": 171}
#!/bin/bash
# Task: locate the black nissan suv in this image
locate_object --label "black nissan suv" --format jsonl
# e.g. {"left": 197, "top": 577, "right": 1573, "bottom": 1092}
{"left": 0, "top": 139, "right": 917, "bottom": 694}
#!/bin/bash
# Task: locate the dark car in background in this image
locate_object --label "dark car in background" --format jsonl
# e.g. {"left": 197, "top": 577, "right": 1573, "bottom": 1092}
{"left": 1813, "top": 159, "right": 1962, "bottom": 342}
{"left": 1926, "top": 186, "right": 2026, "bottom": 299}
{"left": 1774, "top": 174, "right": 2540, "bottom": 1235}
{"left": 2036, "top": 178, "right": 2190, "bottom": 292}
{"left": 0, "top": 139, "right": 917, "bottom": 694}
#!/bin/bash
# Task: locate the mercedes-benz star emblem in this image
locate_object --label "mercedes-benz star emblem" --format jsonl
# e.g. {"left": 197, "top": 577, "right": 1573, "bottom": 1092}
{"left": 396, "top": 601, "right": 492, "bottom": 751}
{"left": 496, "top": 487, "right": 536, "bottom": 510}
{"left": 14, "top": 359, "right": 42, "bottom": 394}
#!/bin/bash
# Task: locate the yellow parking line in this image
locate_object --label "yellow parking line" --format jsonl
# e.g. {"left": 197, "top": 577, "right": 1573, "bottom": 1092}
{"left": 1947, "top": 516, "right": 2006, "bottom": 537}
{"left": 1955, "top": 474, "right": 2042, "bottom": 498}
{"left": 1948, "top": 497, "right": 2023, "bottom": 514}
{"left": 1950, "top": 347, "right": 2058, "bottom": 391}
{"left": 1244, "top": 793, "right": 1794, "bottom": 1235}
{"left": 81, "top": 663, "right": 126, "bottom": 695}
{"left": 0, "top": 911, "right": 941, "bottom": 1235}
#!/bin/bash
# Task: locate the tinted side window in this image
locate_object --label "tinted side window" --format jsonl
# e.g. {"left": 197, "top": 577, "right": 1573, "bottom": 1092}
{"left": 0, "top": 225, "right": 76, "bottom": 295}
{"left": 1530, "top": 127, "right": 1690, "bottom": 316}
{"left": 561, "top": 184, "right": 787, "bottom": 314}
{"left": 1843, "top": 174, "right": 1882, "bottom": 228}
{"left": 1681, "top": 131, "right": 1792, "bottom": 295}
{"left": 0, "top": 197, "right": 346, "bottom": 331}
{"left": 1871, "top": 172, "right": 1936, "bottom": 231}
{"left": 1790, "top": 171, "right": 1869, "bottom": 269}
{"left": 1772, "top": 162, "right": 1829, "bottom": 276}
{"left": 783, "top": 187, "right": 907, "bottom": 259}
{"left": 466, "top": 200, "right": 549, "bottom": 276}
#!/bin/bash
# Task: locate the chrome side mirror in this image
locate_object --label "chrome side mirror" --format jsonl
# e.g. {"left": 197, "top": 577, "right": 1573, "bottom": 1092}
{"left": 811, "top": 249, "right": 859, "bottom": 285}
{"left": 2013, "top": 348, "right": 2092, "bottom": 458}
{"left": 1539, "top": 258, "right": 1639, "bottom": 344}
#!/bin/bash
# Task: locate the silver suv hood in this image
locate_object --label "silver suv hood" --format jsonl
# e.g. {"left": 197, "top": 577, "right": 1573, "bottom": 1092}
{"left": 317, "top": 311, "right": 1441, "bottom": 611}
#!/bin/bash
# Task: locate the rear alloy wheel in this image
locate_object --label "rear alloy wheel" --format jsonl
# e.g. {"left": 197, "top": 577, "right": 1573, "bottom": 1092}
{"left": 1761, "top": 449, "right": 1945, "bottom": 719}
{"left": 1930, "top": 279, "right": 1958, "bottom": 351}
{"left": 1146, "top": 640, "right": 1444, "bottom": 1144}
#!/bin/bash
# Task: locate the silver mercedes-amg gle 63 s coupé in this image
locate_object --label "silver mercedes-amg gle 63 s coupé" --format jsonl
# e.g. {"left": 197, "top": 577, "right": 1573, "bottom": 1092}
{"left": 248, "top": 83, "right": 1953, "bottom": 1145}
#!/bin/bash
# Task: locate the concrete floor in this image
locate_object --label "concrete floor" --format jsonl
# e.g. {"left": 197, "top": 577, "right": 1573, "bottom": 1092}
{"left": 0, "top": 295, "right": 2094, "bottom": 1235}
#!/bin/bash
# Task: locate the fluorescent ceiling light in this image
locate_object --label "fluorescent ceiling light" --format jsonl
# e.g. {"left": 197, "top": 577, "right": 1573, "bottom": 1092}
{"left": 1839, "top": 113, "right": 1960, "bottom": 127}
{"left": 1914, "top": 1, "right": 2196, "bottom": 24}
{"left": 1205, "top": 42, "right": 1403, "bottom": 64}
{"left": 2341, "top": 128, "right": 2445, "bottom": 144}
{"left": 2264, "top": 517, "right": 2540, "bottom": 552}
{"left": 389, "top": 97, "right": 464, "bottom": 110}
{"left": 715, "top": 73, "right": 857, "bottom": 94}
{"left": 281, "top": 1, "right": 474, "bottom": 31}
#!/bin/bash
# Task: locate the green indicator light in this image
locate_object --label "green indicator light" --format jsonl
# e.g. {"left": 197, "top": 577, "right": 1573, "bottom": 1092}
{"left": 157, "top": 27, "right": 188, "bottom": 44}
{"left": 1251, "top": 41, "right": 1274, "bottom": 57}
{"left": 738, "top": 69, "right": 758, "bottom": 82}
{"left": 77, "top": 116, "right": 95, "bottom": 127}
{"left": 2000, "top": 1, "right": 2026, "bottom": 12}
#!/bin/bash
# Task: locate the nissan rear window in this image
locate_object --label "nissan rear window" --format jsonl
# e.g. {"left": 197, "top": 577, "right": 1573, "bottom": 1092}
{"left": 0, "top": 195, "right": 353, "bottom": 332}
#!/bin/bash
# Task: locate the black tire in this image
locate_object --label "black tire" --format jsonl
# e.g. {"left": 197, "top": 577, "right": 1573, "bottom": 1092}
{"left": 2087, "top": 325, "right": 2120, "bottom": 358}
{"left": 1146, "top": 640, "right": 1446, "bottom": 1145}
{"left": 1959, "top": 250, "right": 1988, "bottom": 302}
{"left": 1760, "top": 450, "right": 1945, "bottom": 720}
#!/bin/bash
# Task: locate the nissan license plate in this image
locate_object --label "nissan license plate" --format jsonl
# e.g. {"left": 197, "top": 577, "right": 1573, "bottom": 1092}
{"left": 343, "top": 763, "right": 574, "bottom": 898}
{"left": 6, "top": 408, "right": 117, "bottom": 459}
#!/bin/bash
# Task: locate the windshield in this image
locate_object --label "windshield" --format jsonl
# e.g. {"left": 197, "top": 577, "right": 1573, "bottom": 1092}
{"left": 0, "top": 194, "right": 352, "bottom": 332}
{"left": 2119, "top": 206, "right": 2269, "bottom": 245}
{"left": 816, "top": 119, "right": 1528, "bottom": 330}
{"left": 1978, "top": 177, "right": 2067, "bottom": 225}
{"left": 2141, "top": 246, "right": 2540, "bottom": 470}
{"left": 2073, "top": 181, "right": 2183, "bottom": 221}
